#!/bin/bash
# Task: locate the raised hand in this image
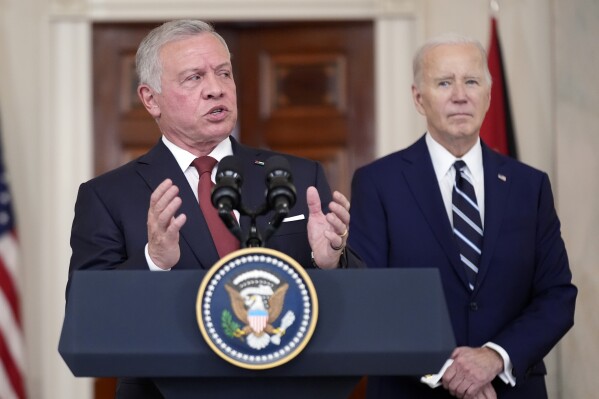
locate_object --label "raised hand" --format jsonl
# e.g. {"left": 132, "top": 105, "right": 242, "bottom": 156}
{"left": 306, "top": 186, "right": 350, "bottom": 269}
{"left": 147, "top": 179, "right": 187, "bottom": 269}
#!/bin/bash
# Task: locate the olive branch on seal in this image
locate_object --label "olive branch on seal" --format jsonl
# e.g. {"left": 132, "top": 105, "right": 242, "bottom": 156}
{"left": 221, "top": 310, "right": 243, "bottom": 339}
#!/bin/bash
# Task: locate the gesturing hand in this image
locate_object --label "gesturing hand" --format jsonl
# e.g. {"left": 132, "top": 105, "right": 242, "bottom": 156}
{"left": 147, "top": 179, "right": 187, "bottom": 270}
{"left": 306, "top": 186, "right": 351, "bottom": 269}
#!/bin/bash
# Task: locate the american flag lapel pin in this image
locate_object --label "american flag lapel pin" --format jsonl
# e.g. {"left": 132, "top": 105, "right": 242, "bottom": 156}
{"left": 498, "top": 173, "right": 507, "bottom": 182}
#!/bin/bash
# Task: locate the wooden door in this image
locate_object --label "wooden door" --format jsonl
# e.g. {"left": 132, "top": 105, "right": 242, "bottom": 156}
{"left": 232, "top": 21, "right": 374, "bottom": 195}
{"left": 92, "top": 21, "right": 373, "bottom": 399}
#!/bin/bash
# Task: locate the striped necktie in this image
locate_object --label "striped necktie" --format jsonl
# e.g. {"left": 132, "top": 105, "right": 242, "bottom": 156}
{"left": 452, "top": 160, "right": 483, "bottom": 290}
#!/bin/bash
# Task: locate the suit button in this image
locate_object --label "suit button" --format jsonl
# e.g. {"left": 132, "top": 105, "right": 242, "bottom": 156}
{"left": 469, "top": 302, "right": 478, "bottom": 311}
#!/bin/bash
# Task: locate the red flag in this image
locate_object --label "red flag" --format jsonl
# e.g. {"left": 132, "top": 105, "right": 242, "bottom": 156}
{"left": 480, "top": 17, "right": 518, "bottom": 158}
{"left": 0, "top": 118, "right": 27, "bottom": 399}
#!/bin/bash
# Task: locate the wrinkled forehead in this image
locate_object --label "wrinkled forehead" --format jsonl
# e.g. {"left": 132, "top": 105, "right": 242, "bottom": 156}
{"left": 160, "top": 32, "right": 227, "bottom": 56}
{"left": 424, "top": 44, "right": 486, "bottom": 75}
{"left": 158, "top": 33, "right": 231, "bottom": 70}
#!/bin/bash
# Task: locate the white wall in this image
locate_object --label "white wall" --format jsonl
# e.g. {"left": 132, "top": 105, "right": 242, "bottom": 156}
{"left": 0, "top": 0, "right": 596, "bottom": 397}
{"left": 554, "top": 1, "right": 599, "bottom": 397}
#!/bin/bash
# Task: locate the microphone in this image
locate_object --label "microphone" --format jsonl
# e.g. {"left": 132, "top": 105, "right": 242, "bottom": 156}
{"left": 211, "top": 156, "right": 243, "bottom": 236}
{"left": 265, "top": 155, "right": 297, "bottom": 223}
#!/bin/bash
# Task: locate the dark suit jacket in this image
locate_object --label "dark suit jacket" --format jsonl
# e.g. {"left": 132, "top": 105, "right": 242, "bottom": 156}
{"left": 348, "top": 136, "right": 577, "bottom": 399}
{"left": 67, "top": 137, "right": 361, "bottom": 398}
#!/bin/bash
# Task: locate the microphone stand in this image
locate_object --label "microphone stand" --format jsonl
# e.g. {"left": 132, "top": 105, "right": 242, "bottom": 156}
{"left": 217, "top": 201, "right": 289, "bottom": 249}
{"left": 213, "top": 155, "right": 294, "bottom": 249}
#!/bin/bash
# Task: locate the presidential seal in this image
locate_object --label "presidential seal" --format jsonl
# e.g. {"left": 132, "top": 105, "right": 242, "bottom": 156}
{"left": 196, "top": 248, "right": 318, "bottom": 369}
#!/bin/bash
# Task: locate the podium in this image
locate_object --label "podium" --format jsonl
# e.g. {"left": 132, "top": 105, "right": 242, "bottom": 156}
{"left": 59, "top": 268, "right": 455, "bottom": 398}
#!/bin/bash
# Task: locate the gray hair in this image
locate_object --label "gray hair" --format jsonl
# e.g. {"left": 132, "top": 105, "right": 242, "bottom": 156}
{"left": 413, "top": 33, "right": 492, "bottom": 88}
{"left": 135, "top": 19, "right": 230, "bottom": 92}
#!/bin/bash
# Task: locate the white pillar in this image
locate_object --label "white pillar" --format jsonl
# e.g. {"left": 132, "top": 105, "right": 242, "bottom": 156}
{"left": 38, "top": 18, "right": 94, "bottom": 399}
{"left": 374, "top": 17, "right": 425, "bottom": 158}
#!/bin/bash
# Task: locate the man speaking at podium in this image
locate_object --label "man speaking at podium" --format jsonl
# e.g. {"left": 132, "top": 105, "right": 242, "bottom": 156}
{"left": 348, "top": 34, "right": 577, "bottom": 398}
{"left": 66, "top": 19, "right": 361, "bottom": 398}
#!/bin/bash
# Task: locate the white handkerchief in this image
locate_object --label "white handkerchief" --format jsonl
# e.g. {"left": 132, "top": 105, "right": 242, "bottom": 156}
{"left": 420, "top": 359, "right": 454, "bottom": 388}
{"left": 282, "top": 214, "right": 305, "bottom": 222}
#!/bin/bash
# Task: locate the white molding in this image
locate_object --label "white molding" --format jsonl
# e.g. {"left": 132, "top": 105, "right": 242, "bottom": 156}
{"left": 47, "top": 0, "right": 416, "bottom": 20}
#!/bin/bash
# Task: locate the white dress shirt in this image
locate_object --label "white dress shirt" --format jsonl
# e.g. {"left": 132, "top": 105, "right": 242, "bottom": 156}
{"left": 425, "top": 133, "right": 516, "bottom": 387}
{"left": 145, "top": 136, "right": 234, "bottom": 271}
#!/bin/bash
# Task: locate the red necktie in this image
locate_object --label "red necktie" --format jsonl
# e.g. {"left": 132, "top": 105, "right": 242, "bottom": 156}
{"left": 192, "top": 156, "right": 240, "bottom": 258}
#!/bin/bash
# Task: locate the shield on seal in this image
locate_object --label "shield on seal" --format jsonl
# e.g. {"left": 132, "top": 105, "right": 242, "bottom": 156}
{"left": 248, "top": 308, "right": 269, "bottom": 334}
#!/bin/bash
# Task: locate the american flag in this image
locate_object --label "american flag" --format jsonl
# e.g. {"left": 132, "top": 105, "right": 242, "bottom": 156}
{"left": 0, "top": 122, "right": 26, "bottom": 398}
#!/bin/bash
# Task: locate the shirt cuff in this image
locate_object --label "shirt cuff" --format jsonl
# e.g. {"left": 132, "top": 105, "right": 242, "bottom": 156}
{"left": 484, "top": 342, "right": 516, "bottom": 386}
{"left": 421, "top": 359, "right": 454, "bottom": 388}
{"left": 145, "top": 243, "right": 171, "bottom": 271}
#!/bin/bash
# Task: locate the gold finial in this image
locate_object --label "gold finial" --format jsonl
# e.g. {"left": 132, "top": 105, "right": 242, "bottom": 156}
{"left": 490, "top": 0, "right": 500, "bottom": 15}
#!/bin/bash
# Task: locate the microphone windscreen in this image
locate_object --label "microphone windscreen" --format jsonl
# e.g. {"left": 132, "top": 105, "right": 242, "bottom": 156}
{"left": 216, "top": 155, "right": 243, "bottom": 179}
{"left": 265, "top": 155, "right": 291, "bottom": 176}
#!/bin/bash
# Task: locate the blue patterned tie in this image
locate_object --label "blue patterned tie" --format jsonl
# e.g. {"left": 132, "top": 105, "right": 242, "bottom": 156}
{"left": 452, "top": 160, "right": 483, "bottom": 290}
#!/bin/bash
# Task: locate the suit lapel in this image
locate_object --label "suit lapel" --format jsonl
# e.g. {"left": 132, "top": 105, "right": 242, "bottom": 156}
{"left": 475, "top": 144, "right": 511, "bottom": 291}
{"left": 401, "top": 137, "right": 470, "bottom": 289}
{"left": 135, "top": 140, "right": 220, "bottom": 269}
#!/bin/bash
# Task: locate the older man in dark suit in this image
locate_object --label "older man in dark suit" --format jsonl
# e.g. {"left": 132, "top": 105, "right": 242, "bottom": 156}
{"left": 67, "top": 19, "right": 361, "bottom": 399}
{"left": 348, "top": 34, "right": 576, "bottom": 399}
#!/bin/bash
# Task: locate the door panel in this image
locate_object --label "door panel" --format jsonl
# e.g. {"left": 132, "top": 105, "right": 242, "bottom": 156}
{"left": 234, "top": 21, "right": 374, "bottom": 195}
{"left": 93, "top": 23, "right": 162, "bottom": 175}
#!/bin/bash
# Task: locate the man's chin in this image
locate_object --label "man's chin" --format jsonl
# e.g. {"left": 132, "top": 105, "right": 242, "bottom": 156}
{"left": 448, "top": 123, "right": 479, "bottom": 138}
{"left": 204, "top": 124, "right": 236, "bottom": 140}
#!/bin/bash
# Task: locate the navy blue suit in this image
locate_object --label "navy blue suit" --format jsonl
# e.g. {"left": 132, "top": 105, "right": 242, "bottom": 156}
{"left": 67, "top": 137, "right": 361, "bottom": 398}
{"left": 348, "top": 136, "right": 576, "bottom": 398}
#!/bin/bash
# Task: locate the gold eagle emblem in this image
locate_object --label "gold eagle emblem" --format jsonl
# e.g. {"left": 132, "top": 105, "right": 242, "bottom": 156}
{"left": 224, "top": 270, "right": 295, "bottom": 349}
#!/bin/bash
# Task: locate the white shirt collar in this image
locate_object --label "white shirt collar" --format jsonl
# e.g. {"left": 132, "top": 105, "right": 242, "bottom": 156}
{"left": 425, "top": 133, "right": 484, "bottom": 184}
{"left": 161, "top": 136, "right": 234, "bottom": 173}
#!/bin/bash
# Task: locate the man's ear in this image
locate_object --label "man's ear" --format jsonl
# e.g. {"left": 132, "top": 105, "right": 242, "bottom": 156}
{"left": 138, "top": 85, "right": 161, "bottom": 118}
{"left": 411, "top": 84, "right": 426, "bottom": 116}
